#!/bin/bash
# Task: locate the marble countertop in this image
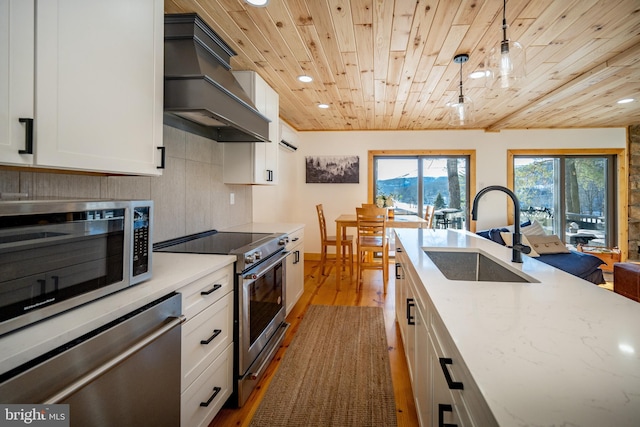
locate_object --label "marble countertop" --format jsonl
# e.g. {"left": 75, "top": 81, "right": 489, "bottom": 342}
{"left": 395, "top": 228, "right": 640, "bottom": 426}
{"left": 0, "top": 252, "right": 235, "bottom": 375}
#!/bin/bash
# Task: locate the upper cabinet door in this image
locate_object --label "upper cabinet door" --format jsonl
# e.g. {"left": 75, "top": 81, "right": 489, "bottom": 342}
{"left": 0, "top": 0, "right": 35, "bottom": 166}
{"left": 0, "top": 0, "right": 163, "bottom": 175}
{"left": 224, "top": 71, "right": 279, "bottom": 185}
{"left": 23, "top": 0, "right": 163, "bottom": 175}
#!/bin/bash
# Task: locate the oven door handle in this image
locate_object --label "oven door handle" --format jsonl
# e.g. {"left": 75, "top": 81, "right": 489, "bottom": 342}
{"left": 243, "top": 251, "right": 290, "bottom": 282}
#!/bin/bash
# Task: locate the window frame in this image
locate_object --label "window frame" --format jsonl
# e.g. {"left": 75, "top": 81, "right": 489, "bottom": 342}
{"left": 368, "top": 150, "right": 476, "bottom": 227}
{"left": 507, "top": 148, "right": 627, "bottom": 256}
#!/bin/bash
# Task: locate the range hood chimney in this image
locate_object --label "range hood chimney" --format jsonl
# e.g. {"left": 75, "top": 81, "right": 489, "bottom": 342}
{"left": 164, "top": 13, "right": 270, "bottom": 142}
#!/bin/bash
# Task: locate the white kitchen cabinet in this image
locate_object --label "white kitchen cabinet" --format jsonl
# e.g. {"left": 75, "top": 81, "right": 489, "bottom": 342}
{"left": 224, "top": 71, "right": 279, "bottom": 185}
{"left": 0, "top": 0, "right": 164, "bottom": 175}
{"left": 179, "top": 263, "right": 235, "bottom": 427}
{"left": 284, "top": 227, "right": 305, "bottom": 315}
{"left": 394, "top": 233, "right": 497, "bottom": 427}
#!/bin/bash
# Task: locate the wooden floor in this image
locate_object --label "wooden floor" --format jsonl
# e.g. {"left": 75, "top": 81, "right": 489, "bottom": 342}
{"left": 209, "top": 260, "right": 419, "bottom": 427}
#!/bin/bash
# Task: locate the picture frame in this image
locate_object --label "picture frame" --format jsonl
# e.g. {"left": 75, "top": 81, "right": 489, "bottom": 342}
{"left": 305, "top": 155, "right": 359, "bottom": 183}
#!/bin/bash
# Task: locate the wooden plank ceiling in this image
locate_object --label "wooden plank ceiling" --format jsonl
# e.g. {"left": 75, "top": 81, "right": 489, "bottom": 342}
{"left": 165, "top": 0, "right": 640, "bottom": 132}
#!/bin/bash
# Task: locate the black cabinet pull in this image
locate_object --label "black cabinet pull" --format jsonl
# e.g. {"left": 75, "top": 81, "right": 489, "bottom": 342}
{"left": 201, "top": 284, "right": 222, "bottom": 296}
{"left": 406, "top": 298, "right": 415, "bottom": 325}
{"left": 438, "top": 403, "right": 457, "bottom": 427}
{"left": 294, "top": 250, "right": 300, "bottom": 264}
{"left": 439, "top": 357, "right": 464, "bottom": 390}
{"left": 199, "top": 386, "right": 222, "bottom": 407}
{"left": 200, "top": 329, "right": 222, "bottom": 345}
{"left": 157, "top": 146, "right": 165, "bottom": 169}
{"left": 18, "top": 118, "right": 33, "bottom": 154}
{"left": 395, "top": 262, "right": 402, "bottom": 279}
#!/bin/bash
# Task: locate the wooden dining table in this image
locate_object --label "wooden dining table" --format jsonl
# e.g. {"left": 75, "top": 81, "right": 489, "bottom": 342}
{"left": 334, "top": 213, "right": 428, "bottom": 290}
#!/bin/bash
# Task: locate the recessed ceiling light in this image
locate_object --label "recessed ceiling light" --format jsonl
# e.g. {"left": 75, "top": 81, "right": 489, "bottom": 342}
{"left": 297, "top": 75, "right": 313, "bottom": 83}
{"left": 617, "top": 98, "right": 635, "bottom": 104}
{"left": 244, "top": 0, "right": 269, "bottom": 7}
{"left": 469, "top": 70, "right": 488, "bottom": 79}
{"left": 318, "top": 103, "right": 329, "bottom": 109}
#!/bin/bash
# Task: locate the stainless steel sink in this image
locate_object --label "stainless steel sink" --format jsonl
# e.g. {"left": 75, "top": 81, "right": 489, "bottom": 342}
{"left": 424, "top": 248, "right": 539, "bottom": 283}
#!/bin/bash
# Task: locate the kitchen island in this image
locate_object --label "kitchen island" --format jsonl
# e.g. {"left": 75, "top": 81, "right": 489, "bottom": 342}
{"left": 395, "top": 228, "right": 640, "bottom": 426}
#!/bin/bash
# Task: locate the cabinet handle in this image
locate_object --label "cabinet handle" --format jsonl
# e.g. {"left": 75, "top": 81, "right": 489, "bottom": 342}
{"left": 406, "top": 298, "right": 415, "bottom": 325}
{"left": 18, "top": 118, "right": 34, "bottom": 154}
{"left": 201, "top": 284, "right": 222, "bottom": 296}
{"left": 199, "top": 386, "right": 222, "bottom": 407}
{"left": 294, "top": 250, "right": 300, "bottom": 264}
{"left": 395, "top": 262, "right": 402, "bottom": 279}
{"left": 200, "top": 329, "right": 222, "bottom": 345}
{"left": 438, "top": 404, "right": 457, "bottom": 427}
{"left": 291, "top": 237, "right": 299, "bottom": 242}
{"left": 157, "top": 146, "right": 166, "bottom": 169}
{"left": 439, "top": 357, "right": 464, "bottom": 390}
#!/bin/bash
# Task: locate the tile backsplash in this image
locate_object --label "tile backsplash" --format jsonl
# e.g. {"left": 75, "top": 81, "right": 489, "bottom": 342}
{"left": 0, "top": 125, "right": 252, "bottom": 243}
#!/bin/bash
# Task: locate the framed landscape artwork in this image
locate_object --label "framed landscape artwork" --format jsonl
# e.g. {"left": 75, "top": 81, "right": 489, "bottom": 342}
{"left": 305, "top": 155, "right": 359, "bottom": 183}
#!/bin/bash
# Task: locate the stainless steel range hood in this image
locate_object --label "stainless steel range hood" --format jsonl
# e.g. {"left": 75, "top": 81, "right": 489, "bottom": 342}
{"left": 164, "top": 13, "right": 270, "bottom": 142}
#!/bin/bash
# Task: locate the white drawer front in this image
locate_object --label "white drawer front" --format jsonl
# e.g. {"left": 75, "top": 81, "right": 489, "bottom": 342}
{"left": 182, "top": 291, "right": 233, "bottom": 389}
{"left": 180, "top": 264, "right": 234, "bottom": 320}
{"left": 285, "top": 228, "right": 304, "bottom": 251}
{"left": 181, "top": 343, "right": 233, "bottom": 427}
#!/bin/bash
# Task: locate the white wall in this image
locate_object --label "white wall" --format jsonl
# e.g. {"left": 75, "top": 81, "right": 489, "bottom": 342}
{"left": 288, "top": 128, "right": 627, "bottom": 256}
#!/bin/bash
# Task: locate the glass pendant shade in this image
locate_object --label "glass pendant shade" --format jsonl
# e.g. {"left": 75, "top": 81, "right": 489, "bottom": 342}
{"left": 486, "top": 0, "right": 526, "bottom": 90}
{"left": 447, "top": 94, "right": 474, "bottom": 126}
{"left": 486, "top": 39, "right": 525, "bottom": 89}
{"left": 447, "top": 53, "right": 474, "bottom": 126}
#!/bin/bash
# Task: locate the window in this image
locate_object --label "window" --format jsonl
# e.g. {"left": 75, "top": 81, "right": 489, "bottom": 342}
{"left": 369, "top": 151, "right": 474, "bottom": 229}
{"left": 511, "top": 154, "right": 617, "bottom": 248}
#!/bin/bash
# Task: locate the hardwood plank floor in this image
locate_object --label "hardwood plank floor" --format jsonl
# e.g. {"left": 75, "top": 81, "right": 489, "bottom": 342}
{"left": 208, "top": 260, "right": 419, "bottom": 427}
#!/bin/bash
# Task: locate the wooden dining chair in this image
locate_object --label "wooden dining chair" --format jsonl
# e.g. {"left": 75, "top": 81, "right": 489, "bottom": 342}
{"left": 424, "top": 205, "right": 435, "bottom": 229}
{"left": 355, "top": 206, "right": 389, "bottom": 293}
{"left": 316, "top": 204, "right": 354, "bottom": 284}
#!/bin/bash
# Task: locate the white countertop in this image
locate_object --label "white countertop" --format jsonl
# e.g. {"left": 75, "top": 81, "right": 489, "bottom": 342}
{"left": 395, "top": 228, "right": 640, "bottom": 426}
{"left": 0, "top": 252, "right": 235, "bottom": 375}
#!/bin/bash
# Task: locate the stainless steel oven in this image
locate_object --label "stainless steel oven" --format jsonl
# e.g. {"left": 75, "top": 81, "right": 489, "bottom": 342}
{"left": 154, "top": 229, "right": 289, "bottom": 406}
{"left": 0, "top": 199, "right": 152, "bottom": 337}
{"left": 237, "top": 248, "right": 288, "bottom": 405}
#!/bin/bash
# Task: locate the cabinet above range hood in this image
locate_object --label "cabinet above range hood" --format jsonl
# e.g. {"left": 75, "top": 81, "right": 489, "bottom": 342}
{"left": 164, "top": 13, "right": 270, "bottom": 143}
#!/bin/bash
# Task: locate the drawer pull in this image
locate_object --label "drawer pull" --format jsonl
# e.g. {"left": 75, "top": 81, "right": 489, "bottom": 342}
{"left": 395, "top": 262, "right": 402, "bottom": 279}
{"left": 438, "top": 403, "right": 457, "bottom": 427}
{"left": 201, "top": 284, "right": 222, "bottom": 296}
{"left": 439, "top": 357, "right": 464, "bottom": 390}
{"left": 199, "top": 386, "right": 222, "bottom": 407}
{"left": 406, "top": 298, "right": 415, "bottom": 325}
{"left": 200, "top": 329, "right": 222, "bottom": 345}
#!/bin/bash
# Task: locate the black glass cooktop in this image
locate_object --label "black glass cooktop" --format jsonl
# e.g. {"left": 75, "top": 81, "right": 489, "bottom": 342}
{"left": 153, "top": 230, "right": 275, "bottom": 255}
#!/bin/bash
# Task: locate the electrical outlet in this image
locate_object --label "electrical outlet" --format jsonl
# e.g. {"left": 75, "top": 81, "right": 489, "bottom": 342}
{"left": 230, "top": 193, "right": 235, "bottom": 205}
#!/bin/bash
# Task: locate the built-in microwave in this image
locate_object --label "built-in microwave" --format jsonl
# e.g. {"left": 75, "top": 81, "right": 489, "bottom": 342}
{"left": 0, "top": 199, "right": 153, "bottom": 336}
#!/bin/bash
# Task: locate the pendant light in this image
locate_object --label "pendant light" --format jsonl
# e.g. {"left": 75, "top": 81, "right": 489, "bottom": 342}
{"left": 447, "top": 54, "right": 474, "bottom": 126}
{"left": 486, "top": 0, "right": 525, "bottom": 89}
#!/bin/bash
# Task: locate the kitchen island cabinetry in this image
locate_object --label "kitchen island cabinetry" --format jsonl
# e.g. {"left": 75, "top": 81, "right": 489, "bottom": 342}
{"left": 179, "top": 263, "right": 235, "bottom": 427}
{"left": 395, "top": 242, "right": 491, "bottom": 426}
{"left": 395, "top": 228, "right": 640, "bottom": 426}
{"left": 224, "top": 71, "right": 279, "bottom": 185}
{"left": 0, "top": 0, "right": 163, "bottom": 175}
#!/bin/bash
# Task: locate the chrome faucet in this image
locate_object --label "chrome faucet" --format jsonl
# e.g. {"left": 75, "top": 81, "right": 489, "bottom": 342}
{"left": 471, "top": 185, "right": 531, "bottom": 263}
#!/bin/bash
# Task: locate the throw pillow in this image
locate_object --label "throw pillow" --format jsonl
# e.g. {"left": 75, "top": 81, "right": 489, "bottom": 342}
{"left": 521, "top": 220, "right": 546, "bottom": 236}
{"left": 500, "top": 232, "right": 540, "bottom": 257}
{"left": 525, "top": 234, "right": 571, "bottom": 254}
